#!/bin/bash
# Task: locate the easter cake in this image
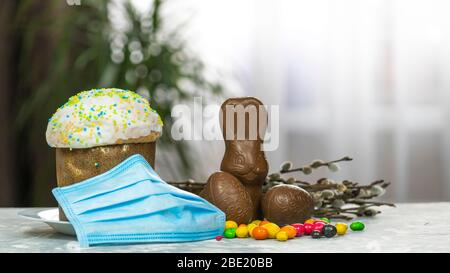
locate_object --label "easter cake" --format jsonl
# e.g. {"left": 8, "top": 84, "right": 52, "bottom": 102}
{"left": 46, "top": 88, "right": 163, "bottom": 220}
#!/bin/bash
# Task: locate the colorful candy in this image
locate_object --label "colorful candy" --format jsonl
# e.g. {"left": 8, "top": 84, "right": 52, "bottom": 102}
{"left": 280, "top": 225, "right": 297, "bottom": 239}
{"left": 262, "top": 223, "right": 281, "bottom": 239}
{"left": 224, "top": 228, "right": 237, "bottom": 238}
{"left": 303, "top": 223, "right": 314, "bottom": 235}
{"left": 350, "top": 221, "right": 365, "bottom": 231}
{"left": 247, "top": 223, "right": 258, "bottom": 237}
{"left": 252, "top": 226, "right": 269, "bottom": 240}
{"left": 225, "top": 220, "right": 238, "bottom": 230}
{"left": 276, "top": 231, "right": 289, "bottom": 241}
{"left": 236, "top": 225, "right": 249, "bottom": 238}
{"left": 322, "top": 225, "right": 337, "bottom": 238}
{"left": 311, "top": 230, "right": 322, "bottom": 239}
{"left": 222, "top": 218, "right": 363, "bottom": 242}
{"left": 335, "top": 223, "right": 348, "bottom": 235}
{"left": 291, "top": 223, "right": 305, "bottom": 237}
{"left": 312, "top": 221, "right": 325, "bottom": 233}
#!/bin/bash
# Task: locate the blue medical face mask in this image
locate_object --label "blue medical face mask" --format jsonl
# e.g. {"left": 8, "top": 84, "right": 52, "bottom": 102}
{"left": 52, "top": 154, "right": 225, "bottom": 247}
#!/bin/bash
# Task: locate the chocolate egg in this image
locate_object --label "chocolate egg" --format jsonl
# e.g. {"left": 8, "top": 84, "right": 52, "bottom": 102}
{"left": 199, "top": 172, "right": 253, "bottom": 224}
{"left": 261, "top": 184, "right": 314, "bottom": 226}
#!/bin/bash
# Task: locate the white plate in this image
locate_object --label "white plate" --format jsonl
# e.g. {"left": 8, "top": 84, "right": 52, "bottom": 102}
{"left": 18, "top": 208, "right": 76, "bottom": 236}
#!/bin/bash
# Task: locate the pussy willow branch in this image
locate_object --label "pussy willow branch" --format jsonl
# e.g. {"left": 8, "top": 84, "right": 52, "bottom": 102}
{"left": 167, "top": 156, "right": 394, "bottom": 220}
{"left": 295, "top": 180, "right": 390, "bottom": 192}
{"left": 280, "top": 156, "right": 353, "bottom": 174}
{"left": 345, "top": 199, "right": 396, "bottom": 207}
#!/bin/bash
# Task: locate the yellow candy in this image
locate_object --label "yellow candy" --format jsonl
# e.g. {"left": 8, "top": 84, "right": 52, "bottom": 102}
{"left": 276, "top": 231, "right": 289, "bottom": 241}
{"left": 225, "top": 220, "right": 238, "bottom": 230}
{"left": 250, "top": 220, "right": 262, "bottom": 226}
{"left": 236, "top": 226, "right": 249, "bottom": 238}
{"left": 262, "top": 223, "right": 281, "bottom": 239}
{"left": 335, "top": 222, "right": 348, "bottom": 235}
{"left": 247, "top": 223, "right": 258, "bottom": 237}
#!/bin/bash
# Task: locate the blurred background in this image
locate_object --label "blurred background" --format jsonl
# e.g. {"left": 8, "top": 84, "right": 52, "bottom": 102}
{"left": 1, "top": 0, "right": 450, "bottom": 207}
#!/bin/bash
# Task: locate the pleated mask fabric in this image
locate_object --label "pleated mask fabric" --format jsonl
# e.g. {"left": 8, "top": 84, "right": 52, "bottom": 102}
{"left": 52, "top": 154, "right": 225, "bottom": 247}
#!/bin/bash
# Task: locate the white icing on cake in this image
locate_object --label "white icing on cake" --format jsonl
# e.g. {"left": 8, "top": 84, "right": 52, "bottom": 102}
{"left": 46, "top": 88, "right": 163, "bottom": 148}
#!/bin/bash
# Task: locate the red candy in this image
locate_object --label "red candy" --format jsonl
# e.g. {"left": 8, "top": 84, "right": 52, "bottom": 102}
{"left": 313, "top": 222, "right": 325, "bottom": 233}
{"left": 303, "top": 223, "right": 314, "bottom": 235}
{"left": 291, "top": 223, "right": 305, "bottom": 237}
{"left": 215, "top": 236, "right": 223, "bottom": 241}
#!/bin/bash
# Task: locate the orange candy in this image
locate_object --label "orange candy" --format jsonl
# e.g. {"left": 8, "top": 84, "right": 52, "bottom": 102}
{"left": 280, "top": 225, "right": 297, "bottom": 239}
{"left": 252, "top": 227, "right": 269, "bottom": 240}
{"left": 259, "top": 220, "right": 271, "bottom": 226}
{"left": 304, "top": 219, "right": 316, "bottom": 225}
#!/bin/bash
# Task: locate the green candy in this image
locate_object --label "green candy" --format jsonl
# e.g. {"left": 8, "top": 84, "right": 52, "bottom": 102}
{"left": 320, "top": 217, "right": 330, "bottom": 223}
{"left": 224, "top": 228, "right": 237, "bottom": 239}
{"left": 311, "top": 230, "right": 322, "bottom": 239}
{"left": 350, "top": 221, "right": 365, "bottom": 231}
{"left": 322, "top": 225, "right": 337, "bottom": 238}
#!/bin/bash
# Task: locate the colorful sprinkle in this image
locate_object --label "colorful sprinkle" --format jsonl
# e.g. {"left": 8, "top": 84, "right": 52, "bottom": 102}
{"left": 46, "top": 88, "right": 163, "bottom": 148}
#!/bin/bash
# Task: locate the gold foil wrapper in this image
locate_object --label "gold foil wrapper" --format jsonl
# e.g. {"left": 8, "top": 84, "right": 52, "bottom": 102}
{"left": 55, "top": 142, "right": 156, "bottom": 221}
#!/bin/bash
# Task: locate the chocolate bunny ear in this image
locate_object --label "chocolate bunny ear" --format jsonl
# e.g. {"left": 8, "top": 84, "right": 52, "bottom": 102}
{"left": 220, "top": 97, "right": 268, "bottom": 141}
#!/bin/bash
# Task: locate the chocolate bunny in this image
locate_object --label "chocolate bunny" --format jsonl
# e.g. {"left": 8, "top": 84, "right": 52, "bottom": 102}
{"left": 200, "top": 97, "right": 268, "bottom": 223}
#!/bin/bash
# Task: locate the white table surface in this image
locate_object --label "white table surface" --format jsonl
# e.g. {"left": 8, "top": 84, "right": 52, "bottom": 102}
{"left": 1, "top": 203, "right": 449, "bottom": 253}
